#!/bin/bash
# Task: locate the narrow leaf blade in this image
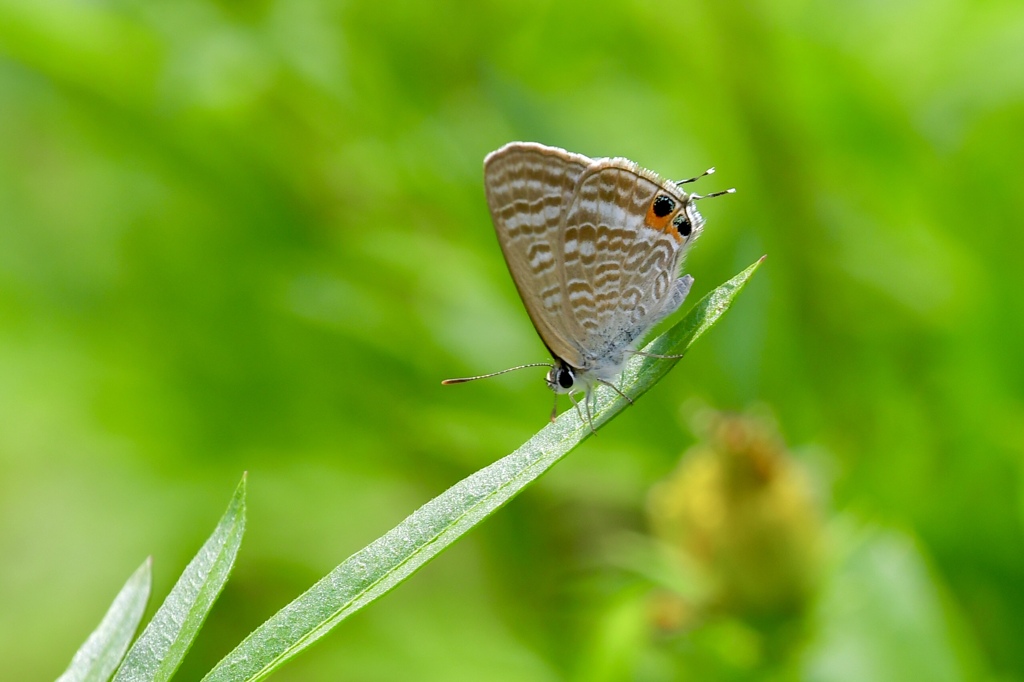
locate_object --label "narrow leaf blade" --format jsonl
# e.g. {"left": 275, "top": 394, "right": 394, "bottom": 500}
{"left": 203, "top": 258, "right": 763, "bottom": 682}
{"left": 56, "top": 558, "right": 152, "bottom": 682}
{"left": 114, "top": 474, "right": 247, "bottom": 682}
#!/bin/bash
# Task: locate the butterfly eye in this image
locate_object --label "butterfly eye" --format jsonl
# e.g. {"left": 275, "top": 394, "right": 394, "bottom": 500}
{"left": 672, "top": 214, "right": 692, "bottom": 237}
{"left": 557, "top": 367, "right": 574, "bottom": 389}
{"left": 652, "top": 195, "right": 675, "bottom": 218}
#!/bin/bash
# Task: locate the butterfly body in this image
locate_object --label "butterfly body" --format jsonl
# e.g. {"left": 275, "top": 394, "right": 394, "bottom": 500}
{"left": 482, "top": 143, "right": 707, "bottom": 412}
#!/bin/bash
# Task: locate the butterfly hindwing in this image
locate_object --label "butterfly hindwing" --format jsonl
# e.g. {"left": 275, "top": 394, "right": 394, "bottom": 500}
{"left": 560, "top": 159, "right": 693, "bottom": 372}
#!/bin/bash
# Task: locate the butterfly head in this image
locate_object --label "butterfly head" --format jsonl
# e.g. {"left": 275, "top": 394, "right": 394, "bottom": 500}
{"left": 545, "top": 360, "right": 577, "bottom": 394}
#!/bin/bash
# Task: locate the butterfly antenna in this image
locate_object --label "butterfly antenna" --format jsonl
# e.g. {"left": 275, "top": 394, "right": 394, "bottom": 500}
{"left": 441, "top": 362, "right": 553, "bottom": 385}
{"left": 676, "top": 167, "right": 715, "bottom": 185}
{"left": 693, "top": 188, "right": 736, "bottom": 201}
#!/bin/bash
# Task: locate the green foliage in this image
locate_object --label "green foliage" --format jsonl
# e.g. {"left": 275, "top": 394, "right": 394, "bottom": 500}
{"left": 57, "top": 263, "right": 755, "bottom": 682}
{"left": 113, "top": 475, "right": 246, "bottom": 682}
{"left": 58, "top": 477, "right": 246, "bottom": 682}
{"left": 200, "top": 261, "right": 760, "bottom": 682}
{"left": 1, "top": 0, "right": 1021, "bottom": 679}
{"left": 56, "top": 559, "right": 151, "bottom": 682}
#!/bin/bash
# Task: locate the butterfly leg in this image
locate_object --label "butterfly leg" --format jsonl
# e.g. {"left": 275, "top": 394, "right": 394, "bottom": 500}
{"left": 567, "top": 391, "right": 596, "bottom": 434}
{"left": 597, "top": 378, "right": 633, "bottom": 405}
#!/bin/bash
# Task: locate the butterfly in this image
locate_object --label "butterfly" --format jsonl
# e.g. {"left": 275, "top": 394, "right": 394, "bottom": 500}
{"left": 444, "top": 142, "right": 732, "bottom": 427}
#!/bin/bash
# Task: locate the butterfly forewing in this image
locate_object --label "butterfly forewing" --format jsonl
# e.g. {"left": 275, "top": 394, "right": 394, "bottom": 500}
{"left": 484, "top": 143, "right": 591, "bottom": 367}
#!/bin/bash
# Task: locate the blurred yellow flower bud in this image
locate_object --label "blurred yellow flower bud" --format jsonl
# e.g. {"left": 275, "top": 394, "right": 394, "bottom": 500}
{"left": 648, "top": 409, "right": 823, "bottom": 622}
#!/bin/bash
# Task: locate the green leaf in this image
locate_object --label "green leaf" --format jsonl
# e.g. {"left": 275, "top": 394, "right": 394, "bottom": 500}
{"left": 803, "top": 524, "right": 984, "bottom": 682}
{"left": 113, "top": 474, "right": 247, "bottom": 682}
{"left": 202, "top": 258, "right": 764, "bottom": 682}
{"left": 56, "top": 558, "right": 152, "bottom": 682}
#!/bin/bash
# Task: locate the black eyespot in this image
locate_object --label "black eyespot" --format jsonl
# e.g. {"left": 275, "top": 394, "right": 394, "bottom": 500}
{"left": 652, "top": 195, "right": 675, "bottom": 218}
{"left": 558, "top": 367, "right": 574, "bottom": 389}
{"left": 672, "top": 214, "right": 692, "bottom": 237}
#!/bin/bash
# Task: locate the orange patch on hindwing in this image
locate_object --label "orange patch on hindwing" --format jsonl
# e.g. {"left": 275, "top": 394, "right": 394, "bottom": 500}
{"left": 644, "top": 194, "right": 683, "bottom": 242}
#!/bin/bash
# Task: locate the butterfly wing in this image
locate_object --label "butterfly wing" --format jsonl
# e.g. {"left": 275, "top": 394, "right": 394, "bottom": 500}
{"left": 559, "top": 158, "right": 700, "bottom": 371}
{"left": 484, "top": 142, "right": 591, "bottom": 367}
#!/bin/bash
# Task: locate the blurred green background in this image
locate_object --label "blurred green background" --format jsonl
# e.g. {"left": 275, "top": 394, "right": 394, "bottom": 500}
{"left": 1, "top": 0, "right": 1022, "bottom": 679}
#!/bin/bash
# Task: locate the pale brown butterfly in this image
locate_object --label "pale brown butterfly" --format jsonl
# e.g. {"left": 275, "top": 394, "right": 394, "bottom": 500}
{"left": 444, "top": 142, "right": 733, "bottom": 428}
